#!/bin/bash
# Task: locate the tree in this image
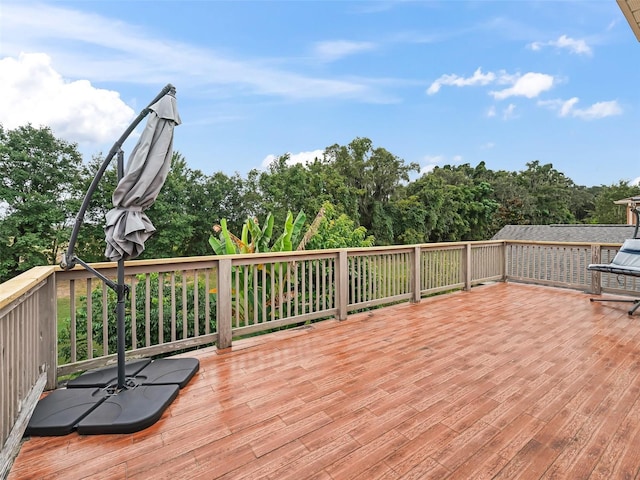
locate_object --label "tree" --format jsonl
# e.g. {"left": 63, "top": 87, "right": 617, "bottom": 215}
{"left": 569, "top": 185, "right": 597, "bottom": 224}
{"left": 323, "top": 137, "right": 419, "bottom": 238}
{"left": 481, "top": 169, "right": 534, "bottom": 233}
{"left": 388, "top": 196, "right": 428, "bottom": 245}
{"left": 258, "top": 155, "right": 318, "bottom": 225}
{"left": 0, "top": 124, "right": 84, "bottom": 281}
{"left": 588, "top": 181, "right": 640, "bottom": 224}
{"left": 408, "top": 165, "right": 499, "bottom": 242}
{"left": 517, "top": 161, "right": 575, "bottom": 225}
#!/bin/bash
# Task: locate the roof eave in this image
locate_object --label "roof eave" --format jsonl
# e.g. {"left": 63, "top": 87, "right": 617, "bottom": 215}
{"left": 617, "top": 0, "right": 640, "bottom": 42}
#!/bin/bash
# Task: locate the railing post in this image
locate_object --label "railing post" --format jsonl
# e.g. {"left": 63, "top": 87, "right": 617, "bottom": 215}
{"left": 336, "top": 250, "right": 348, "bottom": 320}
{"left": 40, "top": 273, "right": 58, "bottom": 389}
{"left": 464, "top": 243, "right": 472, "bottom": 291}
{"left": 216, "top": 258, "right": 233, "bottom": 350}
{"left": 411, "top": 246, "right": 421, "bottom": 303}
{"left": 502, "top": 241, "right": 508, "bottom": 282}
{"left": 590, "top": 244, "right": 602, "bottom": 295}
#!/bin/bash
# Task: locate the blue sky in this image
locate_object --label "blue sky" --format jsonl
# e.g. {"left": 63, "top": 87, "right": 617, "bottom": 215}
{"left": 1, "top": 1, "right": 638, "bottom": 187}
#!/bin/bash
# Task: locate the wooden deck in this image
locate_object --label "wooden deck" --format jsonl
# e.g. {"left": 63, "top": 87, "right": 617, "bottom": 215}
{"left": 9, "top": 282, "right": 640, "bottom": 479}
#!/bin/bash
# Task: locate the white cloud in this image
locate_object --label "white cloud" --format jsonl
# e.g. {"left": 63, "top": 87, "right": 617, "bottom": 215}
{"left": 261, "top": 149, "right": 324, "bottom": 169}
{"left": 480, "top": 142, "right": 495, "bottom": 149}
{"left": 537, "top": 99, "right": 563, "bottom": 110}
{"left": 0, "top": 3, "right": 392, "bottom": 103}
{"left": 559, "top": 97, "right": 580, "bottom": 117}
{"left": 538, "top": 97, "right": 622, "bottom": 120}
{"left": 0, "top": 53, "right": 135, "bottom": 144}
{"left": 528, "top": 35, "right": 592, "bottom": 56}
{"left": 490, "top": 72, "right": 554, "bottom": 100}
{"left": 313, "top": 40, "right": 376, "bottom": 62}
{"left": 554, "top": 35, "right": 592, "bottom": 55}
{"left": 503, "top": 103, "right": 517, "bottom": 119}
{"left": 428, "top": 68, "right": 554, "bottom": 101}
{"left": 486, "top": 106, "right": 497, "bottom": 118}
{"left": 572, "top": 101, "right": 623, "bottom": 119}
{"left": 427, "top": 67, "right": 495, "bottom": 95}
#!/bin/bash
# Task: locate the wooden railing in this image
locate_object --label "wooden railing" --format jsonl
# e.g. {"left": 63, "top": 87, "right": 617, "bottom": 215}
{"left": 1, "top": 267, "right": 57, "bottom": 479}
{"left": 54, "top": 241, "right": 506, "bottom": 377}
{"left": 503, "top": 241, "right": 632, "bottom": 294}
{"left": 0, "top": 239, "right": 634, "bottom": 474}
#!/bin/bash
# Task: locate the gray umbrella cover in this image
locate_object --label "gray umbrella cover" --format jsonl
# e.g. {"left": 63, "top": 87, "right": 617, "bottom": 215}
{"left": 104, "top": 94, "right": 181, "bottom": 261}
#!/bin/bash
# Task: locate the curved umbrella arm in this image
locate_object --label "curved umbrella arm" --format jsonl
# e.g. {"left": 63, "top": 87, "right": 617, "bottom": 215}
{"left": 61, "top": 84, "right": 176, "bottom": 270}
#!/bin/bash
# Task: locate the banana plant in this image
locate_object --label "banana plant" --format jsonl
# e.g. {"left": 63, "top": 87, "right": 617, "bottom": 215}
{"left": 209, "top": 219, "right": 239, "bottom": 255}
{"left": 209, "top": 210, "right": 309, "bottom": 325}
{"left": 209, "top": 214, "right": 276, "bottom": 254}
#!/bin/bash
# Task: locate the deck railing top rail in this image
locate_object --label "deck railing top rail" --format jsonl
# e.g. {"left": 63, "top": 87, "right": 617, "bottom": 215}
{"left": 0, "top": 266, "right": 56, "bottom": 312}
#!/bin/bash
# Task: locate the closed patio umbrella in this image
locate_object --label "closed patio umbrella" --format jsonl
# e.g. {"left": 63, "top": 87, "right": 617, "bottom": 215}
{"left": 105, "top": 90, "right": 181, "bottom": 261}
{"left": 104, "top": 87, "right": 181, "bottom": 392}
{"left": 26, "top": 85, "right": 199, "bottom": 437}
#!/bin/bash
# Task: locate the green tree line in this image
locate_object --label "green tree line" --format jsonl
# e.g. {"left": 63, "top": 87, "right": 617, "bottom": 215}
{"left": 2, "top": 124, "right": 639, "bottom": 283}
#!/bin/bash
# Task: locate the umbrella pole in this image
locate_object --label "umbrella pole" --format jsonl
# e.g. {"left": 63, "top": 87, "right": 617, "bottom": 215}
{"left": 116, "top": 258, "right": 126, "bottom": 390}
{"left": 116, "top": 149, "right": 126, "bottom": 391}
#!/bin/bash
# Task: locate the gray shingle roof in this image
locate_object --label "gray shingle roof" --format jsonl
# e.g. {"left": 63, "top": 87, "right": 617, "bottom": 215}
{"left": 491, "top": 224, "right": 637, "bottom": 244}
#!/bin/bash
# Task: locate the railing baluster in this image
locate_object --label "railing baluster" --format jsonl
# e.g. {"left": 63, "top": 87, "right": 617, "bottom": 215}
{"left": 193, "top": 270, "right": 199, "bottom": 337}
{"left": 253, "top": 266, "right": 259, "bottom": 324}
{"left": 86, "top": 278, "right": 92, "bottom": 360}
{"left": 279, "top": 262, "right": 284, "bottom": 319}
{"left": 170, "top": 272, "right": 176, "bottom": 342}
{"left": 130, "top": 276, "right": 137, "bottom": 349}
{"left": 233, "top": 266, "right": 240, "bottom": 328}
{"left": 243, "top": 266, "right": 249, "bottom": 326}
{"left": 271, "top": 263, "right": 277, "bottom": 321}
{"left": 309, "top": 259, "right": 314, "bottom": 312}
{"left": 294, "top": 261, "right": 299, "bottom": 317}
{"left": 182, "top": 272, "right": 188, "bottom": 340}
{"left": 70, "top": 280, "right": 76, "bottom": 363}
{"left": 158, "top": 273, "right": 165, "bottom": 344}
{"left": 262, "top": 263, "right": 267, "bottom": 321}
{"left": 204, "top": 270, "right": 210, "bottom": 336}
{"left": 102, "top": 283, "right": 108, "bottom": 356}
{"left": 145, "top": 273, "right": 151, "bottom": 347}
{"left": 301, "top": 260, "right": 307, "bottom": 314}
{"left": 321, "top": 260, "right": 326, "bottom": 311}
{"left": 285, "top": 262, "right": 291, "bottom": 318}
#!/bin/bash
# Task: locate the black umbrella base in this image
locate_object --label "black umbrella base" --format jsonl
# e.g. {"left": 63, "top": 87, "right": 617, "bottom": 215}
{"left": 25, "top": 358, "right": 199, "bottom": 436}
{"left": 23, "top": 388, "right": 108, "bottom": 436}
{"left": 77, "top": 384, "right": 179, "bottom": 435}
